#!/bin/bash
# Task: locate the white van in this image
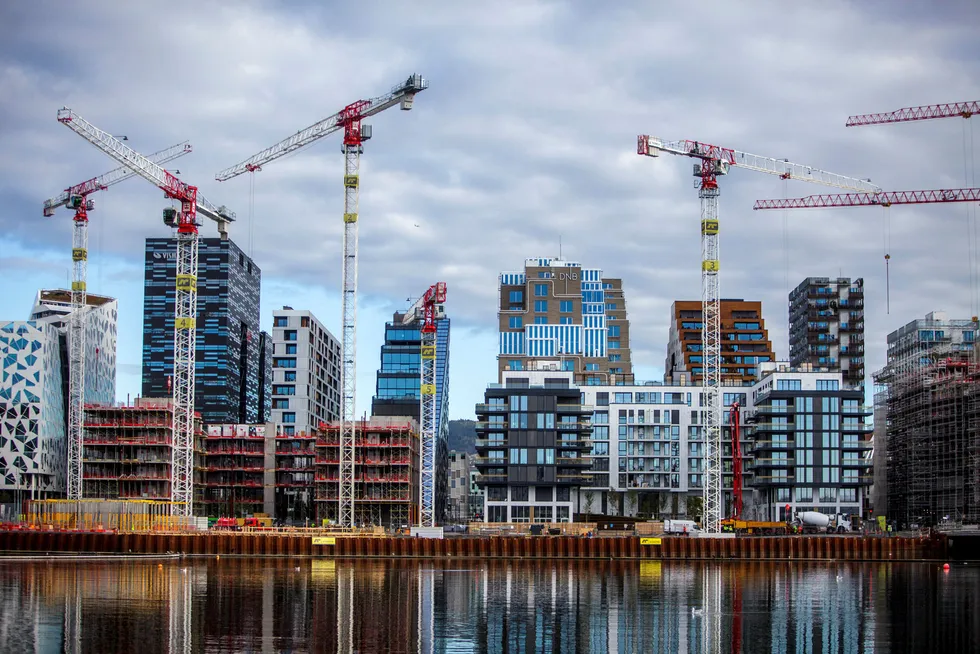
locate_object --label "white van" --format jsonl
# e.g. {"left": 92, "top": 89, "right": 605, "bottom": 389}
{"left": 663, "top": 519, "right": 699, "bottom": 535}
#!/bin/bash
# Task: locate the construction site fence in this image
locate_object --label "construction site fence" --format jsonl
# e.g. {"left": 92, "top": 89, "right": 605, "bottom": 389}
{"left": 469, "top": 522, "right": 597, "bottom": 536}
{"left": 26, "top": 499, "right": 200, "bottom": 533}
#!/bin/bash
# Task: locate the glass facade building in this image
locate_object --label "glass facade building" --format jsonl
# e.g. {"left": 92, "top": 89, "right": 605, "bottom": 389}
{"left": 141, "top": 238, "right": 271, "bottom": 425}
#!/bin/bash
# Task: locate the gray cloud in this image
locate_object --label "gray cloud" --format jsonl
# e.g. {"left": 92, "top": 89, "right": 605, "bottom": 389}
{"left": 1, "top": 0, "right": 979, "bottom": 398}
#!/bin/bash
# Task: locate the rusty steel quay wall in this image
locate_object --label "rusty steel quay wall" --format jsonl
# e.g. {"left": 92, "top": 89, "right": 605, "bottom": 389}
{"left": 0, "top": 530, "right": 948, "bottom": 561}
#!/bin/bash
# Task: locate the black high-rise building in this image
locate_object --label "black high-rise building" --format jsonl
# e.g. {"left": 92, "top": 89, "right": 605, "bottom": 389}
{"left": 142, "top": 237, "right": 271, "bottom": 424}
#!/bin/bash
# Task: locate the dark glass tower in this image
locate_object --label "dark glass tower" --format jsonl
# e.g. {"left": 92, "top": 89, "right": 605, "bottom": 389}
{"left": 371, "top": 313, "right": 451, "bottom": 521}
{"left": 141, "top": 237, "right": 271, "bottom": 424}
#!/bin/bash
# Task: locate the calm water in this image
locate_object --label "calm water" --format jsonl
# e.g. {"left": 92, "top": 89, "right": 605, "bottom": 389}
{"left": 0, "top": 556, "right": 976, "bottom": 653}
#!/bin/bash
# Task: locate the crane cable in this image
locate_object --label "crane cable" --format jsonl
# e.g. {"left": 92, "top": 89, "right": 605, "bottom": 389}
{"left": 248, "top": 171, "right": 256, "bottom": 259}
{"left": 883, "top": 205, "right": 891, "bottom": 315}
{"left": 963, "top": 119, "right": 978, "bottom": 321}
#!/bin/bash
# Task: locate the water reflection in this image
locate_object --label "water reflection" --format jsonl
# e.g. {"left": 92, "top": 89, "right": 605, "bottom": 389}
{"left": 0, "top": 557, "right": 976, "bottom": 653}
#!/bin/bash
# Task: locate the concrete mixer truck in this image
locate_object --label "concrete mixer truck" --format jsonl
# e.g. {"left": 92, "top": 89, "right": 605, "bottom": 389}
{"left": 794, "top": 511, "right": 857, "bottom": 534}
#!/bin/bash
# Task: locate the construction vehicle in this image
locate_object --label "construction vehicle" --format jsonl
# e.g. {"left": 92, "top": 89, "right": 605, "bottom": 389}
{"left": 637, "top": 136, "right": 878, "bottom": 534}
{"left": 720, "top": 518, "right": 789, "bottom": 536}
{"left": 215, "top": 74, "right": 428, "bottom": 529}
{"left": 794, "top": 511, "right": 858, "bottom": 534}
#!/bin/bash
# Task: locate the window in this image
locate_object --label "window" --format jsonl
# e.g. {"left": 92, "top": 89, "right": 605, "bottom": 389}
{"left": 510, "top": 396, "right": 528, "bottom": 411}
{"left": 777, "top": 379, "right": 802, "bottom": 391}
{"left": 556, "top": 487, "right": 571, "bottom": 502}
{"left": 536, "top": 448, "right": 555, "bottom": 465}
{"left": 585, "top": 363, "right": 599, "bottom": 371}
{"left": 560, "top": 300, "right": 573, "bottom": 313}
{"left": 508, "top": 360, "right": 523, "bottom": 371}
{"left": 534, "top": 283, "right": 548, "bottom": 297}
{"left": 816, "top": 379, "right": 839, "bottom": 391}
{"left": 511, "top": 486, "right": 529, "bottom": 501}
{"left": 608, "top": 354, "right": 621, "bottom": 362}
{"left": 608, "top": 340, "right": 620, "bottom": 349}
{"left": 509, "top": 316, "right": 523, "bottom": 329}
{"left": 284, "top": 330, "right": 297, "bottom": 341}
{"left": 273, "top": 399, "right": 289, "bottom": 409}
{"left": 273, "top": 357, "right": 296, "bottom": 368}
{"left": 274, "top": 316, "right": 288, "bottom": 327}
{"left": 593, "top": 411, "right": 608, "bottom": 424}
{"left": 509, "top": 290, "right": 523, "bottom": 303}
{"left": 536, "top": 413, "right": 556, "bottom": 429}
{"left": 273, "top": 385, "right": 295, "bottom": 395}
{"left": 605, "top": 303, "right": 618, "bottom": 310}
{"left": 284, "top": 371, "right": 296, "bottom": 382}
{"left": 614, "top": 392, "right": 632, "bottom": 403}
{"left": 608, "top": 325, "right": 620, "bottom": 337}
{"left": 596, "top": 392, "right": 609, "bottom": 406}
{"left": 301, "top": 316, "right": 309, "bottom": 327}
{"left": 534, "top": 300, "right": 548, "bottom": 312}
{"left": 560, "top": 317, "right": 573, "bottom": 324}
{"left": 534, "top": 317, "right": 548, "bottom": 324}
{"left": 285, "top": 344, "right": 298, "bottom": 355}
{"left": 282, "top": 412, "right": 296, "bottom": 423}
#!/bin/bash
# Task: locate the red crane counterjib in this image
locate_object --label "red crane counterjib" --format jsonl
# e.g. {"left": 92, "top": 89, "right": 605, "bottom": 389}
{"left": 753, "top": 188, "right": 980, "bottom": 210}
{"left": 341, "top": 99, "right": 372, "bottom": 146}
{"left": 637, "top": 135, "right": 736, "bottom": 164}
{"left": 420, "top": 282, "right": 447, "bottom": 334}
{"left": 846, "top": 101, "right": 979, "bottom": 127}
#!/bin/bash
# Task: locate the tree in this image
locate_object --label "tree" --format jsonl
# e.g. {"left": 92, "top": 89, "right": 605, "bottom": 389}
{"left": 583, "top": 490, "right": 595, "bottom": 516}
{"left": 687, "top": 496, "right": 704, "bottom": 523}
{"left": 626, "top": 490, "right": 639, "bottom": 516}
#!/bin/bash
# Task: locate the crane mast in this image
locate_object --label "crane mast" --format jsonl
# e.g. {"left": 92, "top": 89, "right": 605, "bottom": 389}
{"left": 637, "top": 134, "right": 876, "bottom": 534}
{"left": 402, "top": 283, "right": 447, "bottom": 527}
{"left": 58, "top": 108, "right": 234, "bottom": 517}
{"left": 45, "top": 142, "right": 192, "bottom": 501}
{"left": 215, "top": 74, "right": 427, "bottom": 528}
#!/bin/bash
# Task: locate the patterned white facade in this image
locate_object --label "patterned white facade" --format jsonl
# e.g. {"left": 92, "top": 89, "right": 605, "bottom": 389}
{"left": 30, "top": 289, "right": 117, "bottom": 405}
{"left": 0, "top": 322, "right": 65, "bottom": 493}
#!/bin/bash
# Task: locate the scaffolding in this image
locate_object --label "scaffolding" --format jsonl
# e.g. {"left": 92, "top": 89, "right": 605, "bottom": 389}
{"left": 197, "top": 424, "right": 268, "bottom": 518}
{"left": 314, "top": 418, "right": 419, "bottom": 529}
{"left": 875, "top": 339, "right": 980, "bottom": 528}
{"left": 82, "top": 399, "right": 203, "bottom": 504}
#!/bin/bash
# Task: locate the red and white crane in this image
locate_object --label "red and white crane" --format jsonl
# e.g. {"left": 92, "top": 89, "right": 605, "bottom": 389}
{"left": 58, "top": 108, "right": 235, "bottom": 517}
{"left": 216, "top": 74, "right": 428, "bottom": 529}
{"left": 637, "top": 135, "right": 878, "bottom": 534}
{"left": 846, "top": 101, "right": 978, "bottom": 127}
{"left": 754, "top": 188, "right": 980, "bottom": 210}
{"left": 44, "top": 142, "right": 193, "bottom": 501}
{"left": 729, "top": 402, "right": 743, "bottom": 520}
{"left": 400, "top": 282, "right": 447, "bottom": 527}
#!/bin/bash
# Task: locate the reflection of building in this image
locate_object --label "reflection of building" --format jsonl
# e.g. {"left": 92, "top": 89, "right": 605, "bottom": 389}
{"left": 314, "top": 417, "right": 420, "bottom": 527}
{"left": 371, "top": 310, "right": 451, "bottom": 522}
{"left": 665, "top": 299, "right": 774, "bottom": 384}
{"left": 496, "top": 257, "right": 633, "bottom": 384}
{"left": 874, "top": 311, "right": 980, "bottom": 527}
{"left": 82, "top": 398, "right": 203, "bottom": 502}
{"left": 271, "top": 307, "right": 341, "bottom": 435}
{"left": 789, "top": 277, "right": 866, "bottom": 388}
{"left": 198, "top": 423, "right": 276, "bottom": 518}
{"left": 448, "top": 451, "right": 472, "bottom": 522}
{"left": 142, "top": 237, "right": 271, "bottom": 425}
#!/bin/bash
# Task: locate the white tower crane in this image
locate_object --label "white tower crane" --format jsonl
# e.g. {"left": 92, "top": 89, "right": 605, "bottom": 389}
{"left": 400, "top": 282, "right": 447, "bottom": 527}
{"left": 58, "top": 108, "right": 235, "bottom": 517}
{"left": 215, "top": 74, "right": 428, "bottom": 528}
{"left": 44, "top": 142, "right": 193, "bottom": 501}
{"left": 637, "top": 135, "right": 879, "bottom": 534}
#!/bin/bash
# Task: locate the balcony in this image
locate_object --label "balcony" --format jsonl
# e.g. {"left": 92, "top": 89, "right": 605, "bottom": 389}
{"left": 752, "top": 405, "right": 793, "bottom": 415}
{"left": 840, "top": 475, "right": 874, "bottom": 485}
{"left": 557, "top": 421, "right": 592, "bottom": 431}
{"left": 748, "top": 440, "right": 794, "bottom": 451}
{"left": 477, "top": 473, "right": 508, "bottom": 483}
{"left": 471, "top": 456, "right": 507, "bottom": 468}
{"left": 752, "top": 422, "right": 794, "bottom": 432}
{"left": 841, "top": 438, "right": 873, "bottom": 450}
{"left": 474, "top": 421, "right": 507, "bottom": 431}
{"left": 557, "top": 403, "right": 594, "bottom": 414}
{"left": 841, "top": 423, "right": 874, "bottom": 434}
{"left": 842, "top": 458, "right": 872, "bottom": 468}
{"left": 841, "top": 404, "right": 873, "bottom": 415}
{"left": 556, "top": 456, "right": 593, "bottom": 467}
{"left": 474, "top": 403, "right": 508, "bottom": 414}
{"left": 749, "top": 475, "right": 793, "bottom": 487}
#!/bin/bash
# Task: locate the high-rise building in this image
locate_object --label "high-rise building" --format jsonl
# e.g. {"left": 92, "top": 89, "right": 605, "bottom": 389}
{"left": 665, "top": 299, "right": 774, "bottom": 384}
{"left": 370, "top": 311, "right": 451, "bottom": 521}
{"left": 497, "top": 257, "right": 632, "bottom": 385}
{"left": 270, "top": 308, "right": 341, "bottom": 436}
{"left": 142, "top": 237, "right": 271, "bottom": 425}
{"left": 0, "top": 321, "right": 66, "bottom": 499}
{"left": 788, "top": 277, "right": 866, "bottom": 388}
{"left": 873, "top": 311, "right": 979, "bottom": 527}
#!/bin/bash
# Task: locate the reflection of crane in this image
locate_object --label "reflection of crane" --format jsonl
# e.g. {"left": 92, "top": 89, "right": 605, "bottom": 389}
{"left": 215, "top": 75, "right": 428, "bottom": 528}
{"left": 637, "top": 135, "right": 878, "bottom": 534}
{"left": 729, "top": 402, "right": 742, "bottom": 520}
{"left": 44, "top": 142, "right": 192, "bottom": 501}
{"left": 58, "top": 108, "right": 235, "bottom": 516}
{"left": 401, "top": 283, "right": 447, "bottom": 527}
{"left": 846, "top": 101, "right": 978, "bottom": 127}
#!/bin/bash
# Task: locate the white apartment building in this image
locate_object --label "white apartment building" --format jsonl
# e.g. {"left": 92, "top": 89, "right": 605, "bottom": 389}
{"left": 270, "top": 308, "right": 341, "bottom": 436}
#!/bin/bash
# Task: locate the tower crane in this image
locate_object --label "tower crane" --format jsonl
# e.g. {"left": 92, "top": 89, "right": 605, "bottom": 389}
{"left": 44, "top": 142, "right": 192, "bottom": 501}
{"left": 400, "top": 282, "right": 447, "bottom": 527}
{"left": 846, "top": 101, "right": 978, "bottom": 127}
{"left": 58, "top": 108, "right": 236, "bottom": 517}
{"left": 637, "top": 135, "right": 878, "bottom": 534}
{"left": 215, "top": 74, "right": 428, "bottom": 528}
{"left": 754, "top": 188, "right": 980, "bottom": 210}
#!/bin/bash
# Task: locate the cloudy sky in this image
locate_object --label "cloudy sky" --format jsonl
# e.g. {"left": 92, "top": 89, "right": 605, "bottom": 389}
{"left": 1, "top": 0, "right": 978, "bottom": 418}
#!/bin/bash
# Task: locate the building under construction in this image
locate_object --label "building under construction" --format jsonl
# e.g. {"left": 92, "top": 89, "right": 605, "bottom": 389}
{"left": 314, "top": 417, "right": 419, "bottom": 528}
{"left": 197, "top": 423, "right": 275, "bottom": 518}
{"left": 874, "top": 312, "right": 980, "bottom": 528}
{"left": 82, "top": 398, "right": 203, "bottom": 502}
